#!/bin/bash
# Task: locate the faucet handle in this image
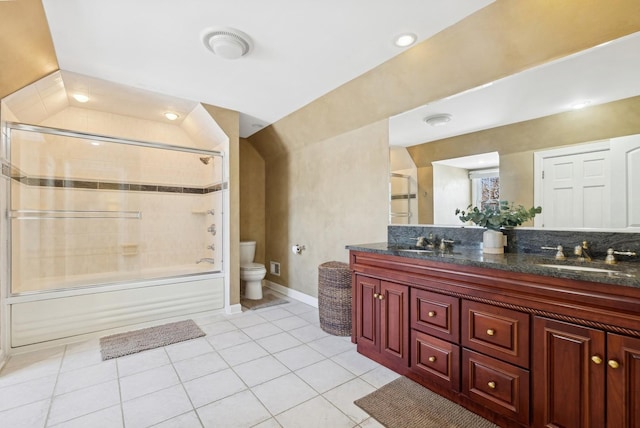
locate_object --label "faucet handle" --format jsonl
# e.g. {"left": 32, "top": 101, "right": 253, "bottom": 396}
{"left": 542, "top": 245, "right": 565, "bottom": 260}
{"left": 605, "top": 248, "right": 638, "bottom": 265}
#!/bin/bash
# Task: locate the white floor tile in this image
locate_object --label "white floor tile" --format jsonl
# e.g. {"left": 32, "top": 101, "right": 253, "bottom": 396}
{"left": 284, "top": 303, "right": 317, "bottom": 315}
{"left": 206, "top": 329, "right": 252, "bottom": 350}
{"left": 55, "top": 359, "right": 117, "bottom": 395}
{"left": 271, "top": 315, "right": 309, "bottom": 331}
{"left": 122, "top": 384, "right": 193, "bottom": 428}
{"left": 4, "top": 346, "right": 64, "bottom": 371}
{"left": 48, "top": 380, "right": 120, "bottom": 426}
{"left": 307, "top": 335, "right": 355, "bottom": 357}
{"left": 116, "top": 348, "right": 170, "bottom": 378}
{"left": 331, "top": 349, "right": 380, "bottom": 376}
{"left": 218, "top": 341, "right": 268, "bottom": 366}
{"left": 297, "top": 309, "right": 320, "bottom": 326}
{"left": 120, "top": 364, "right": 180, "bottom": 401}
{"left": 252, "top": 418, "right": 283, "bottom": 428}
{"left": 0, "top": 356, "right": 61, "bottom": 388}
{"left": 165, "top": 338, "right": 214, "bottom": 362}
{"left": 323, "top": 378, "right": 376, "bottom": 423}
{"left": 65, "top": 338, "right": 101, "bottom": 355}
{"left": 256, "top": 332, "right": 302, "bottom": 354}
{"left": 49, "top": 404, "right": 123, "bottom": 428}
{"left": 295, "top": 359, "right": 355, "bottom": 393}
{"left": 276, "top": 395, "right": 356, "bottom": 428}
{"left": 0, "top": 398, "right": 49, "bottom": 428}
{"left": 234, "top": 355, "right": 290, "bottom": 387}
{"left": 183, "top": 368, "right": 246, "bottom": 408}
{"left": 288, "top": 325, "right": 329, "bottom": 343}
{"left": 257, "top": 307, "right": 294, "bottom": 322}
{"left": 228, "top": 313, "right": 266, "bottom": 329}
{"left": 251, "top": 373, "right": 317, "bottom": 415}
{"left": 273, "top": 345, "right": 325, "bottom": 371}
{"left": 242, "top": 322, "right": 283, "bottom": 340}
{"left": 197, "top": 390, "right": 271, "bottom": 428}
{"left": 0, "top": 374, "right": 57, "bottom": 412}
{"left": 59, "top": 348, "right": 103, "bottom": 373}
{"left": 359, "top": 417, "right": 385, "bottom": 427}
{"left": 172, "top": 352, "right": 228, "bottom": 382}
{"left": 359, "top": 365, "right": 401, "bottom": 389}
{"left": 200, "top": 320, "right": 237, "bottom": 336}
{"left": 152, "top": 411, "right": 203, "bottom": 428}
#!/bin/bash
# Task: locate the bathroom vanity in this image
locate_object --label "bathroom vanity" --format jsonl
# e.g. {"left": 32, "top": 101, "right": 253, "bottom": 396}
{"left": 347, "top": 243, "right": 640, "bottom": 428}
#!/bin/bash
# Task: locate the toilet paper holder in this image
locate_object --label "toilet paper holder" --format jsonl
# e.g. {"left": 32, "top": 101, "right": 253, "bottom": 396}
{"left": 292, "top": 244, "right": 306, "bottom": 254}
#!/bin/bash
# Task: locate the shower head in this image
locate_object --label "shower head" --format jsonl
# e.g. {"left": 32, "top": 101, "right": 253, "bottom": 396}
{"left": 199, "top": 156, "right": 212, "bottom": 165}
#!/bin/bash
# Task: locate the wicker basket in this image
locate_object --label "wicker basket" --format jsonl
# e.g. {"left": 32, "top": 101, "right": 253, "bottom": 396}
{"left": 318, "top": 261, "right": 352, "bottom": 336}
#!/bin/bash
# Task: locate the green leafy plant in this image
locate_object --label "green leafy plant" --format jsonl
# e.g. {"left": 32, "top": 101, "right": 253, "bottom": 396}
{"left": 455, "top": 201, "right": 542, "bottom": 230}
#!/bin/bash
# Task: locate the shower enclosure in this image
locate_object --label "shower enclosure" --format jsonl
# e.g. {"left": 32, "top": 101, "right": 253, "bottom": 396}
{"left": 1, "top": 122, "right": 226, "bottom": 347}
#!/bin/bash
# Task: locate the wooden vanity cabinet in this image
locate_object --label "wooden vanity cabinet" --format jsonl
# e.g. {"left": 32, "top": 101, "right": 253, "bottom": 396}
{"left": 350, "top": 250, "right": 640, "bottom": 428}
{"left": 533, "top": 317, "right": 640, "bottom": 428}
{"left": 354, "top": 274, "right": 409, "bottom": 372}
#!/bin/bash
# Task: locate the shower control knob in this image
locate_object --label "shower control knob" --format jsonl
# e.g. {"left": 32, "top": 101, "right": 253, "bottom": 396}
{"left": 207, "top": 224, "right": 217, "bottom": 235}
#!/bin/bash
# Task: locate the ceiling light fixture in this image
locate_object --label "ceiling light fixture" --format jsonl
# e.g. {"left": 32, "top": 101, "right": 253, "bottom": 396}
{"left": 571, "top": 100, "right": 592, "bottom": 110}
{"left": 72, "top": 93, "right": 89, "bottom": 103}
{"left": 164, "top": 112, "right": 179, "bottom": 121}
{"left": 202, "top": 27, "right": 252, "bottom": 60}
{"left": 423, "top": 114, "right": 452, "bottom": 127}
{"left": 394, "top": 33, "right": 417, "bottom": 48}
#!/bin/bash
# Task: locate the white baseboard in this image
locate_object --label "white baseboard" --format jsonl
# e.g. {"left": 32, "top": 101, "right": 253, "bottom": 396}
{"left": 0, "top": 349, "right": 6, "bottom": 371}
{"left": 226, "top": 303, "right": 242, "bottom": 314}
{"left": 265, "top": 281, "right": 318, "bottom": 308}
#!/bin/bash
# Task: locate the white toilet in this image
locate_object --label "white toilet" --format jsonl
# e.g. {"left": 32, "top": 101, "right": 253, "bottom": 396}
{"left": 240, "top": 241, "right": 267, "bottom": 300}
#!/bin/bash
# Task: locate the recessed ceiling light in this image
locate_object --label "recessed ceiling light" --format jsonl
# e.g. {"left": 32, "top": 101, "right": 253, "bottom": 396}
{"left": 423, "top": 114, "right": 452, "bottom": 127}
{"left": 571, "top": 100, "right": 592, "bottom": 110}
{"left": 164, "top": 112, "right": 179, "bottom": 121}
{"left": 394, "top": 33, "right": 417, "bottom": 48}
{"left": 73, "top": 93, "right": 89, "bottom": 103}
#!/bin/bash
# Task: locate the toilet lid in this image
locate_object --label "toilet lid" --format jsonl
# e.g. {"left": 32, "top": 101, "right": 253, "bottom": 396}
{"left": 241, "top": 263, "right": 265, "bottom": 271}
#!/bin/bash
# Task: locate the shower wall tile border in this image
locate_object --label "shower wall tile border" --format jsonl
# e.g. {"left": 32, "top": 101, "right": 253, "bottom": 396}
{"left": 2, "top": 167, "right": 226, "bottom": 194}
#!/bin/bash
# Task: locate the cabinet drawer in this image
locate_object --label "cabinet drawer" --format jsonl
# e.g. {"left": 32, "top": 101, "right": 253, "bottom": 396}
{"left": 462, "top": 300, "right": 530, "bottom": 368}
{"left": 462, "top": 349, "right": 530, "bottom": 426}
{"left": 410, "top": 330, "right": 460, "bottom": 391}
{"left": 411, "top": 288, "right": 459, "bottom": 342}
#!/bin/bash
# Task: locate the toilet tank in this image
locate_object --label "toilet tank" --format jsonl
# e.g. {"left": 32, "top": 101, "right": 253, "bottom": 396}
{"left": 239, "top": 241, "right": 256, "bottom": 264}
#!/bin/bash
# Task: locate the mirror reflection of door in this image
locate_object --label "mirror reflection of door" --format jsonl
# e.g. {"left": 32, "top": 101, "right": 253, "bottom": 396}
{"left": 389, "top": 147, "right": 418, "bottom": 224}
{"left": 611, "top": 134, "right": 640, "bottom": 228}
{"left": 535, "top": 141, "right": 611, "bottom": 228}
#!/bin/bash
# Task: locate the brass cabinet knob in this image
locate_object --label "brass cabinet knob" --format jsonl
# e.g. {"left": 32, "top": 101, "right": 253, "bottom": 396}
{"left": 488, "top": 381, "right": 496, "bottom": 389}
{"left": 486, "top": 329, "right": 495, "bottom": 336}
{"left": 608, "top": 360, "right": 620, "bottom": 369}
{"left": 378, "top": 294, "right": 384, "bottom": 300}
{"left": 428, "top": 356, "right": 436, "bottom": 363}
{"left": 373, "top": 293, "right": 379, "bottom": 298}
{"left": 428, "top": 311, "right": 436, "bottom": 317}
{"left": 591, "top": 355, "right": 603, "bottom": 364}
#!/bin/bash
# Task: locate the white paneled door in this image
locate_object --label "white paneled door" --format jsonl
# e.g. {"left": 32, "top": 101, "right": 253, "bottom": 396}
{"left": 610, "top": 134, "right": 640, "bottom": 228}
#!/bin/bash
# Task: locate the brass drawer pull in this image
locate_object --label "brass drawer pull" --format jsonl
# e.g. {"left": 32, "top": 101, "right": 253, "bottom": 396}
{"left": 488, "top": 381, "right": 496, "bottom": 389}
{"left": 608, "top": 360, "right": 620, "bottom": 369}
{"left": 486, "top": 329, "right": 495, "bottom": 336}
{"left": 428, "top": 311, "right": 436, "bottom": 317}
{"left": 428, "top": 356, "right": 436, "bottom": 363}
{"left": 591, "top": 355, "right": 603, "bottom": 364}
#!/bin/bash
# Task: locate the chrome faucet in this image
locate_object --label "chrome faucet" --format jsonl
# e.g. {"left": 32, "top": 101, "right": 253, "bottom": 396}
{"left": 416, "top": 233, "right": 435, "bottom": 249}
{"left": 439, "top": 239, "right": 455, "bottom": 252}
{"left": 605, "top": 248, "right": 638, "bottom": 265}
{"left": 541, "top": 245, "right": 566, "bottom": 260}
{"left": 196, "top": 258, "right": 215, "bottom": 264}
{"left": 574, "top": 241, "right": 593, "bottom": 262}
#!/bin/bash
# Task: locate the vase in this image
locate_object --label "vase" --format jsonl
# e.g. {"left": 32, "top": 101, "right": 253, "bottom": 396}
{"left": 483, "top": 229, "right": 506, "bottom": 254}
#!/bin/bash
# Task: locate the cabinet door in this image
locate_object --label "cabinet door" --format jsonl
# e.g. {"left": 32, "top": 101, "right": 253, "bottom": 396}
{"left": 607, "top": 333, "right": 640, "bottom": 428}
{"left": 379, "top": 281, "right": 409, "bottom": 369}
{"left": 533, "top": 317, "right": 605, "bottom": 428}
{"left": 355, "top": 275, "right": 379, "bottom": 356}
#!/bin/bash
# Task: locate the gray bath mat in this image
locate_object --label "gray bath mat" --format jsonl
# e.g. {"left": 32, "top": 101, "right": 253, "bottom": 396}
{"left": 241, "top": 294, "right": 289, "bottom": 310}
{"left": 355, "top": 376, "right": 499, "bottom": 428}
{"left": 99, "top": 319, "right": 205, "bottom": 360}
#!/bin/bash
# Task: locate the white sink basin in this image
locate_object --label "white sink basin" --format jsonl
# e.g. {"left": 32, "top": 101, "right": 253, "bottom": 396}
{"left": 537, "top": 264, "right": 614, "bottom": 273}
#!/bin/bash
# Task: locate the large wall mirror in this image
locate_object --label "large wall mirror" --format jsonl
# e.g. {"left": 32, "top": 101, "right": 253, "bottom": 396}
{"left": 389, "top": 31, "right": 640, "bottom": 230}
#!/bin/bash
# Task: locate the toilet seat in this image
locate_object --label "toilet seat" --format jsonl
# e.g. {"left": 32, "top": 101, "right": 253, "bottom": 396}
{"left": 241, "top": 263, "right": 265, "bottom": 271}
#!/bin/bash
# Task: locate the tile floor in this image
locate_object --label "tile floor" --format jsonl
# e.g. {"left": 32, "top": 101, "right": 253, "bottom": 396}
{"left": 0, "top": 293, "right": 400, "bottom": 427}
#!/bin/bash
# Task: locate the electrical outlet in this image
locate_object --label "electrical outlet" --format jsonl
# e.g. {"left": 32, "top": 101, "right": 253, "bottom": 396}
{"left": 270, "top": 261, "right": 280, "bottom": 276}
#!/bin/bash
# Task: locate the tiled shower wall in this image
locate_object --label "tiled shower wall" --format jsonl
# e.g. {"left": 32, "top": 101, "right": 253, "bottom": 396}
{"left": 6, "top": 108, "right": 224, "bottom": 293}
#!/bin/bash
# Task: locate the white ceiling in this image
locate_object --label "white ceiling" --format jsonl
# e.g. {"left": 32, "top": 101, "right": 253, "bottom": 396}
{"left": 41, "top": 0, "right": 493, "bottom": 138}
{"left": 389, "top": 31, "right": 640, "bottom": 148}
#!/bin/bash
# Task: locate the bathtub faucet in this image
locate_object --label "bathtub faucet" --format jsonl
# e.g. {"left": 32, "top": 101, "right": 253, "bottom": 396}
{"left": 196, "top": 258, "right": 215, "bottom": 264}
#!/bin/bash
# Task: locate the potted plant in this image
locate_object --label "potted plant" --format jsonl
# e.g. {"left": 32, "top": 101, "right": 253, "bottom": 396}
{"left": 455, "top": 201, "right": 542, "bottom": 254}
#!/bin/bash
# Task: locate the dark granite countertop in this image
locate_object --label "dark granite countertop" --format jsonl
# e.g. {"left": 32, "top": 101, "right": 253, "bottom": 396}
{"left": 346, "top": 242, "right": 640, "bottom": 289}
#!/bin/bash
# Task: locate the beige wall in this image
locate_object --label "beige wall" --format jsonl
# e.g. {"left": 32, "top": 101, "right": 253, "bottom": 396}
{"left": 0, "top": 0, "right": 58, "bottom": 99}
{"left": 264, "top": 121, "right": 389, "bottom": 297}
{"left": 240, "top": 138, "right": 266, "bottom": 265}
{"left": 408, "top": 96, "right": 640, "bottom": 213}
